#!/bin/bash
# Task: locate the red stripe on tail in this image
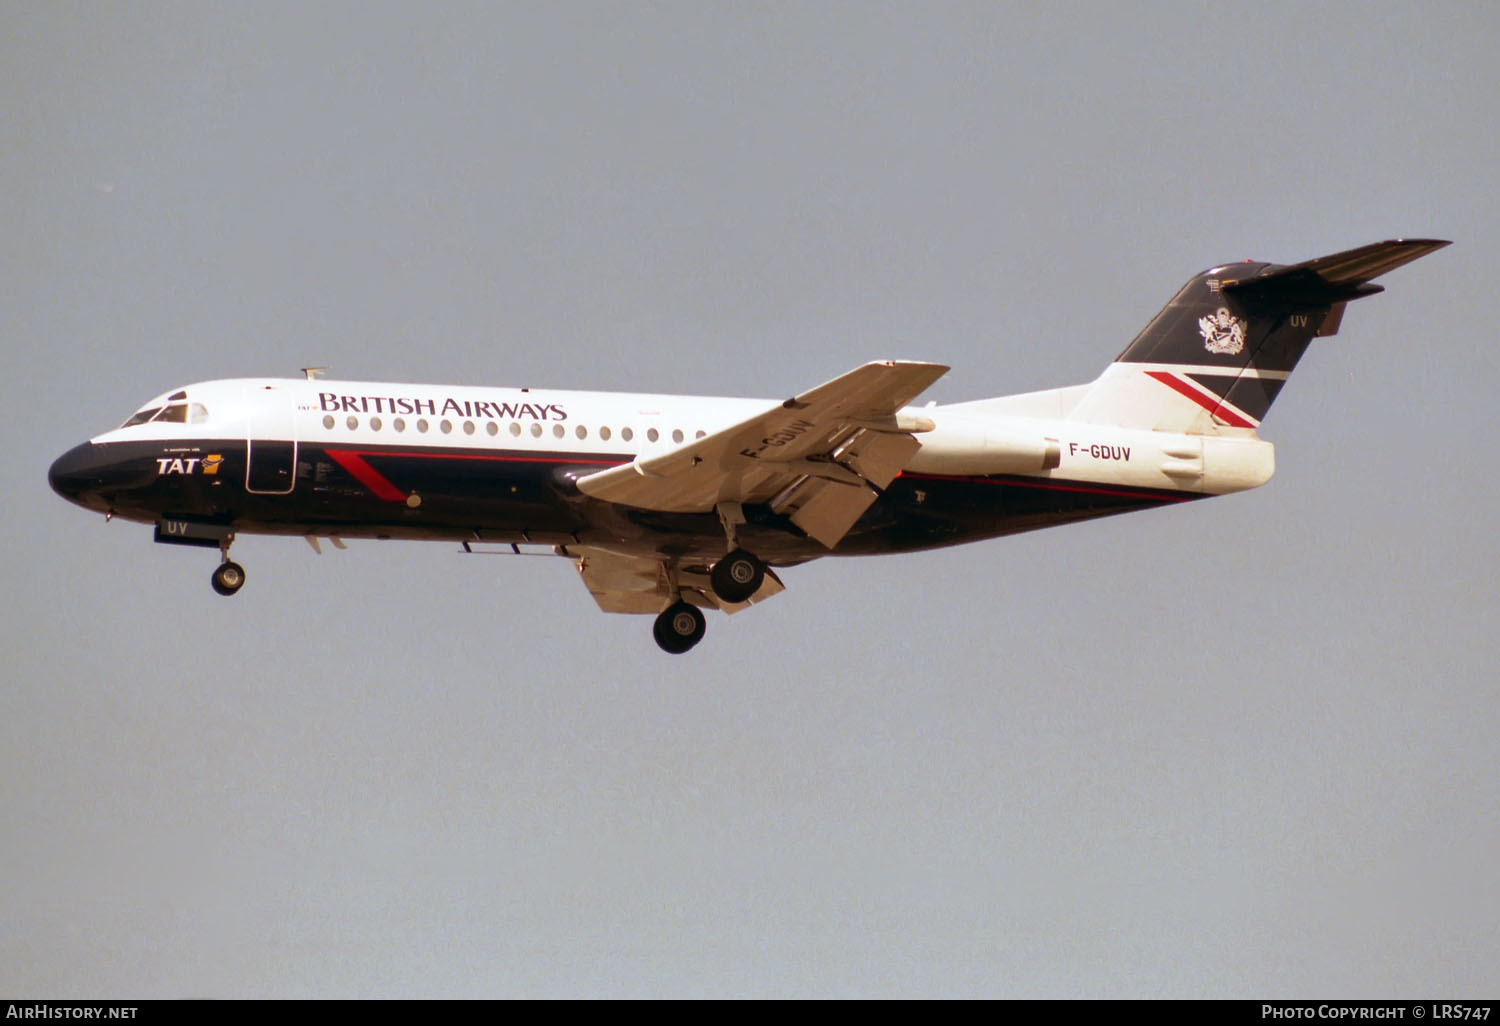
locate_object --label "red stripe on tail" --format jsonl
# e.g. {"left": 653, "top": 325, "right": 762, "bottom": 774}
{"left": 1145, "top": 370, "right": 1257, "bottom": 428}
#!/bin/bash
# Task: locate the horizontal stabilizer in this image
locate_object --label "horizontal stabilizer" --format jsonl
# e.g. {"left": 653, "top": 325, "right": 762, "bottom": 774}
{"left": 1221, "top": 238, "right": 1450, "bottom": 309}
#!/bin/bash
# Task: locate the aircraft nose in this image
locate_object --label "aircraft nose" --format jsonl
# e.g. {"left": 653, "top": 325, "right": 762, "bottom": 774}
{"left": 49, "top": 442, "right": 100, "bottom": 501}
{"left": 48, "top": 442, "right": 144, "bottom": 509}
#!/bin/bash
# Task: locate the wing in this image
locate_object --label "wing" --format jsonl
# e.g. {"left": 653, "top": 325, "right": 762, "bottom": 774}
{"left": 575, "top": 360, "right": 948, "bottom": 547}
{"left": 566, "top": 545, "right": 785, "bottom": 614}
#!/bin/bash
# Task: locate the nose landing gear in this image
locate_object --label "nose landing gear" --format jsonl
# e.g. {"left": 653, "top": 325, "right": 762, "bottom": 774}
{"left": 211, "top": 559, "right": 246, "bottom": 596}
{"left": 151, "top": 518, "right": 246, "bottom": 596}
{"left": 211, "top": 536, "right": 245, "bottom": 596}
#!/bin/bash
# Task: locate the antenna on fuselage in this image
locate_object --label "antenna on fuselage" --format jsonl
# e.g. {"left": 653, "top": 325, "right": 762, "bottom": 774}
{"left": 301, "top": 366, "right": 329, "bottom": 380}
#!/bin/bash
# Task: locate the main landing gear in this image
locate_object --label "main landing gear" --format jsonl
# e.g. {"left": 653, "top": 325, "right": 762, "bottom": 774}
{"left": 709, "top": 504, "right": 765, "bottom": 606}
{"left": 653, "top": 601, "right": 705, "bottom": 654}
{"left": 651, "top": 548, "right": 768, "bottom": 654}
{"left": 710, "top": 548, "right": 765, "bottom": 604}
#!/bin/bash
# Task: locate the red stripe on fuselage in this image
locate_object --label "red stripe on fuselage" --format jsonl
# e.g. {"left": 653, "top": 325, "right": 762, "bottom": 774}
{"left": 322, "top": 447, "right": 628, "bottom": 502}
{"left": 899, "top": 471, "right": 1195, "bottom": 504}
{"left": 324, "top": 449, "right": 409, "bottom": 502}
{"left": 324, "top": 445, "right": 1190, "bottom": 508}
{"left": 361, "top": 451, "right": 623, "bottom": 466}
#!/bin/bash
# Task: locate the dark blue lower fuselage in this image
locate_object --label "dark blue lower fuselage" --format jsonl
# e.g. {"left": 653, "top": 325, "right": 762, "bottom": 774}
{"left": 50, "top": 437, "right": 1196, "bottom": 566}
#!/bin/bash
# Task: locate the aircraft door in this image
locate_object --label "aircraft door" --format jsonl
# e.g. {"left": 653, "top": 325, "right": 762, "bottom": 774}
{"left": 245, "top": 384, "right": 298, "bottom": 495}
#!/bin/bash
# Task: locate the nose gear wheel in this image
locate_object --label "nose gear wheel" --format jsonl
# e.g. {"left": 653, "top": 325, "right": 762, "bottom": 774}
{"left": 211, "top": 561, "right": 246, "bottom": 596}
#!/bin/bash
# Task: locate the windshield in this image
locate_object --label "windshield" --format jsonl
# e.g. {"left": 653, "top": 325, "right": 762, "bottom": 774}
{"left": 119, "top": 401, "right": 209, "bottom": 428}
{"left": 121, "top": 407, "right": 163, "bottom": 428}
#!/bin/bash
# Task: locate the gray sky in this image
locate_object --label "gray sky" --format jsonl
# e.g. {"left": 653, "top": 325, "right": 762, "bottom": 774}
{"left": 3, "top": 0, "right": 1497, "bottom": 998}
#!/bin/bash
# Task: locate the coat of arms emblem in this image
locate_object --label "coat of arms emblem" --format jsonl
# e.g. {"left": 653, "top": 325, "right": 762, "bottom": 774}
{"left": 1198, "top": 307, "right": 1247, "bottom": 355}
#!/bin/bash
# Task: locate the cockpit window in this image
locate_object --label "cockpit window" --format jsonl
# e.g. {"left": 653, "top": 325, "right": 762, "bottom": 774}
{"left": 122, "top": 407, "right": 164, "bottom": 428}
{"left": 119, "top": 401, "right": 209, "bottom": 428}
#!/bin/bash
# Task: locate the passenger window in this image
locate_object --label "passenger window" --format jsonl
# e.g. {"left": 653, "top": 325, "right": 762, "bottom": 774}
{"left": 672, "top": 429, "right": 684, "bottom": 443}
{"left": 509, "top": 422, "right": 521, "bottom": 437}
{"left": 575, "top": 425, "right": 587, "bottom": 440}
{"left": 647, "top": 428, "right": 659, "bottom": 442}
{"left": 394, "top": 418, "right": 406, "bottom": 432}
{"left": 600, "top": 426, "right": 612, "bottom": 441}
{"left": 486, "top": 422, "right": 499, "bottom": 436}
{"left": 346, "top": 416, "right": 359, "bottom": 430}
{"left": 530, "top": 423, "right": 542, "bottom": 438}
{"left": 440, "top": 420, "right": 453, "bottom": 434}
{"left": 621, "top": 427, "right": 633, "bottom": 442}
{"left": 553, "top": 424, "right": 564, "bottom": 438}
{"left": 417, "top": 419, "right": 429, "bottom": 433}
{"left": 463, "top": 421, "right": 476, "bottom": 435}
{"left": 370, "top": 417, "right": 383, "bottom": 431}
{"left": 696, "top": 430, "right": 706, "bottom": 439}
{"left": 323, "top": 415, "right": 335, "bottom": 430}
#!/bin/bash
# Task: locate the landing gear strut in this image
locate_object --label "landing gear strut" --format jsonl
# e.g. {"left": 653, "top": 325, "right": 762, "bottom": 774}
{"left": 653, "top": 601, "right": 705, "bottom": 654}
{"left": 710, "top": 548, "right": 765, "bottom": 604}
{"left": 211, "top": 536, "right": 245, "bottom": 597}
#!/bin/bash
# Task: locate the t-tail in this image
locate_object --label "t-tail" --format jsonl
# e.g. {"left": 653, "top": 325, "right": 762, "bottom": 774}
{"left": 1069, "top": 239, "right": 1450, "bottom": 434}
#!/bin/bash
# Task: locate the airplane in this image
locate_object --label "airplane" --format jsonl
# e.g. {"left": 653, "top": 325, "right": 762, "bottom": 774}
{"left": 48, "top": 238, "right": 1447, "bottom": 653}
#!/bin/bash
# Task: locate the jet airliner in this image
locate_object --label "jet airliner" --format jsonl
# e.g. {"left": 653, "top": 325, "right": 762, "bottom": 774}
{"left": 49, "top": 239, "right": 1447, "bottom": 652}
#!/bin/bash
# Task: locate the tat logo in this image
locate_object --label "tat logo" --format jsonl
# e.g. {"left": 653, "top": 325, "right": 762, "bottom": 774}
{"left": 156, "top": 454, "right": 223, "bottom": 476}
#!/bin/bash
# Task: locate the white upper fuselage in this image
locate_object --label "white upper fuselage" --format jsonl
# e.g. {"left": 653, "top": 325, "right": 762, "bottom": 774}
{"left": 94, "top": 376, "right": 1275, "bottom": 497}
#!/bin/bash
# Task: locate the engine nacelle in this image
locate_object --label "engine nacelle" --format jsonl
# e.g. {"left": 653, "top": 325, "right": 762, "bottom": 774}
{"left": 910, "top": 418, "right": 1061, "bottom": 476}
{"left": 909, "top": 414, "right": 1275, "bottom": 495}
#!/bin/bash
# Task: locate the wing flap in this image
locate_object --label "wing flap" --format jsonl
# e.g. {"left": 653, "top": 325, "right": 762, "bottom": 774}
{"left": 572, "top": 546, "right": 670, "bottom": 613}
{"left": 779, "top": 479, "right": 880, "bottom": 549}
{"left": 840, "top": 430, "right": 922, "bottom": 489}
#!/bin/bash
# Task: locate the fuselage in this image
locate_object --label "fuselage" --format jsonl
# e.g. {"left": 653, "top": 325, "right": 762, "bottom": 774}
{"left": 48, "top": 376, "right": 1271, "bottom": 568}
{"left": 44, "top": 240, "right": 1443, "bottom": 652}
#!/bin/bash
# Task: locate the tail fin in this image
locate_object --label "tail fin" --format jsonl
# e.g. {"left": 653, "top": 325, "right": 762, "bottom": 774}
{"left": 1069, "top": 239, "right": 1449, "bottom": 433}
